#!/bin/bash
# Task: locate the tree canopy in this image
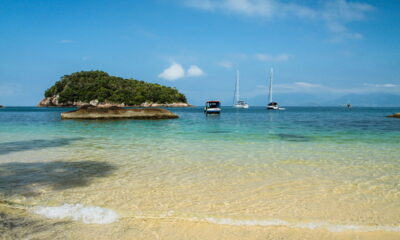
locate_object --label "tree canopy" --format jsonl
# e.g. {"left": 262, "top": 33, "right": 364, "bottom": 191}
{"left": 44, "top": 71, "right": 187, "bottom": 105}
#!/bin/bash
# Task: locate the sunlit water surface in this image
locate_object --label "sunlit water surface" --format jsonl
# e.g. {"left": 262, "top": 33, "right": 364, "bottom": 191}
{"left": 0, "top": 107, "right": 399, "bottom": 239}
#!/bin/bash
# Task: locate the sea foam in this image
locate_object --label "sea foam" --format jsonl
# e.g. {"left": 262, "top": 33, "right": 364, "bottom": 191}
{"left": 199, "top": 217, "right": 400, "bottom": 233}
{"left": 32, "top": 204, "right": 119, "bottom": 224}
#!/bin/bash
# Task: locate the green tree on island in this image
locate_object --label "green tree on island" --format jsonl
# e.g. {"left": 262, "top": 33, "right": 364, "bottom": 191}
{"left": 44, "top": 71, "right": 187, "bottom": 105}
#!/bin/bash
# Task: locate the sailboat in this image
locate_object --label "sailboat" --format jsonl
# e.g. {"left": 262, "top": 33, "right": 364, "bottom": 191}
{"left": 233, "top": 70, "right": 249, "bottom": 109}
{"left": 266, "top": 68, "right": 285, "bottom": 110}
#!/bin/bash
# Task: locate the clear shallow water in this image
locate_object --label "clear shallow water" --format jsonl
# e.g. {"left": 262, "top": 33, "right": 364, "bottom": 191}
{"left": 0, "top": 107, "right": 399, "bottom": 239}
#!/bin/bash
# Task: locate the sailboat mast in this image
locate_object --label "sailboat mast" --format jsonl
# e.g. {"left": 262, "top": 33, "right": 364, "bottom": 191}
{"left": 268, "top": 68, "right": 273, "bottom": 103}
{"left": 236, "top": 70, "right": 240, "bottom": 103}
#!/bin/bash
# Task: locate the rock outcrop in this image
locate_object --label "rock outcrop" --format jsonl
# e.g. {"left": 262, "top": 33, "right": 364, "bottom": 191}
{"left": 38, "top": 96, "right": 126, "bottom": 107}
{"left": 38, "top": 96, "right": 191, "bottom": 108}
{"left": 387, "top": 113, "right": 400, "bottom": 118}
{"left": 139, "top": 102, "right": 194, "bottom": 107}
{"left": 61, "top": 106, "right": 179, "bottom": 120}
{"left": 0, "top": 105, "right": 4, "bottom": 108}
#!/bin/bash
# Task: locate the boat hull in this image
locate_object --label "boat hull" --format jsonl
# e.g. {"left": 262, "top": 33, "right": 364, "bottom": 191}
{"left": 266, "top": 106, "right": 285, "bottom": 110}
{"left": 233, "top": 104, "right": 249, "bottom": 109}
{"left": 267, "top": 101, "right": 284, "bottom": 110}
{"left": 204, "top": 108, "right": 221, "bottom": 114}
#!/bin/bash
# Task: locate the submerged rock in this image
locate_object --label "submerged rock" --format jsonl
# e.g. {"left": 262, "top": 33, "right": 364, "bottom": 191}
{"left": 61, "top": 106, "right": 179, "bottom": 120}
{"left": 387, "top": 113, "right": 400, "bottom": 118}
{"left": 276, "top": 134, "right": 310, "bottom": 142}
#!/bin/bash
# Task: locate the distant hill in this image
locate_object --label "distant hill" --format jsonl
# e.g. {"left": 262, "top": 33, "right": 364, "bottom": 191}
{"left": 39, "top": 71, "right": 188, "bottom": 107}
{"left": 324, "top": 93, "right": 400, "bottom": 107}
{"left": 247, "top": 93, "right": 335, "bottom": 106}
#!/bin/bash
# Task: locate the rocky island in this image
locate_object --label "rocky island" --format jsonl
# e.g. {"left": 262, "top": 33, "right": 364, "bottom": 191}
{"left": 387, "top": 113, "right": 400, "bottom": 118}
{"left": 61, "top": 106, "right": 178, "bottom": 120}
{"left": 0, "top": 105, "right": 4, "bottom": 108}
{"left": 38, "top": 71, "right": 192, "bottom": 107}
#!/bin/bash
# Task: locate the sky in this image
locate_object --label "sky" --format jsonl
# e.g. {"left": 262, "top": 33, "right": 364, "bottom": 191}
{"left": 0, "top": 0, "right": 400, "bottom": 106}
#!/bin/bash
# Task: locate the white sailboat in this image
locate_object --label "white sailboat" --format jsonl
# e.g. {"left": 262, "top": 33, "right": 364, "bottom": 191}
{"left": 233, "top": 70, "right": 249, "bottom": 109}
{"left": 266, "top": 68, "right": 285, "bottom": 110}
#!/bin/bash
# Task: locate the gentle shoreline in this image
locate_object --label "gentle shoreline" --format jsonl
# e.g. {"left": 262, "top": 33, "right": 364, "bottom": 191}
{"left": 0, "top": 107, "right": 399, "bottom": 239}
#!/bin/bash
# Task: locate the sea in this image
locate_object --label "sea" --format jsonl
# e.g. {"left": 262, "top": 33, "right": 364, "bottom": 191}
{"left": 0, "top": 106, "right": 399, "bottom": 240}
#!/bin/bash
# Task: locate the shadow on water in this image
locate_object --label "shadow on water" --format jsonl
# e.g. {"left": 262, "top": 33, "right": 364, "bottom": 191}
{"left": 276, "top": 134, "right": 311, "bottom": 142}
{"left": 0, "top": 156, "right": 115, "bottom": 236}
{"left": 0, "top": 211, "right": 69, "bottom": 240}
{"left": 206, "top": 130, "right": 230, "bottom": 134}
{"left": 0, "top": 161, "right": 116, "bottom": 196}
{"left": 0, "top": 138, "right": 83, "bottom": 155}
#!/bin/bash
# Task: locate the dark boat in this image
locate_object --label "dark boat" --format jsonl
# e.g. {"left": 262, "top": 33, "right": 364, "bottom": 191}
{"left": 204, "top": 101, "right": 221, "bottom": 114}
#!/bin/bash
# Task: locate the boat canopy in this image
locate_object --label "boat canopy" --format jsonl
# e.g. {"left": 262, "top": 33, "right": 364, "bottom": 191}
{"left": 206, "top": 101, "right": 221, "bottom": 108}
{"left": 268, "top": 102, "right": 278, "bottom": 106}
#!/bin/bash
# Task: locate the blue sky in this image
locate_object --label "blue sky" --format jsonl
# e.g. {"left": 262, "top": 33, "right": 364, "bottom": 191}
{"left": 0, "top": 0, "right": 399, "bottom": 106}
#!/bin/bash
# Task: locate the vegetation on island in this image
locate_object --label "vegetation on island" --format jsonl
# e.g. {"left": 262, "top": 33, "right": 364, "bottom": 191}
{"left": 44, "top": 71, "right": 187, "bottom": 105}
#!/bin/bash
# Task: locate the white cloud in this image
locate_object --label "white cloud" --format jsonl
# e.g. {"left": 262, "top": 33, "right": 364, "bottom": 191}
{"left": 363, "top": 83, "right": 398, "bottom": 88}
{"left": 245, "top": 82, "right": 324, "bottom": 97}
{"left": 187, "top": 65, "right": 205, "bottom": 77}
{"left": 256, "top": 53, "right": 292, "bottom": 62}
{"left": 273, "top": 82, "right": 325, "bottom": 92}
{"left": 182, "top": 0, "right": 374, "bottom": 41}
{"left": 323, "top": 0, "right": 373, "bottom": 42}
{"left": 0, "top": 82, "right": 21, "bottom": 96}
{"left": 183, "top": 0, "right": 315, "bottom": 19}
{"left": 323, "top": 0, "right": 373, "bottom": 22}
{"left": 158, "top": 63, "right": 186, "bottom": 81}
{"left": 217, "top": 60, "right": 233, "bottom": 69}
{"left": 254, "top": 82, "right": 399, "bottom": 95}
{"left": 294, "top": 82, "right": 322, "bottom": 88}
{"left": 158, "top": 63, "right": 205, "bottom": 80}
{"left": 244, "top": 81, "right": 400, "bottom": 98}
{"left": 60, "top": 40, "right": 73, "bottom": 44}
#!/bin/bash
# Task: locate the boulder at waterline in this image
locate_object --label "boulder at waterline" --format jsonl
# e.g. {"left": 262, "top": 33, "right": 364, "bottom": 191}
{"left": 387, "top": 113, "right": 400, "bottom": 118}
{"left": 61, "top": 106, "right": 179, "bottom": 120}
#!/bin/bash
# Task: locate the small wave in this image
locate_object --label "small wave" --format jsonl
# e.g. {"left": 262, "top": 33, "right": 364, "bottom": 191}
{"left": 32, "top": 204, "right": 119, "bottom": 224}
{"left": 129, "top": 214, "right": 400, "bottom": 233}
{"left": 199, "top": 217, "right": 400, "bottom": 233}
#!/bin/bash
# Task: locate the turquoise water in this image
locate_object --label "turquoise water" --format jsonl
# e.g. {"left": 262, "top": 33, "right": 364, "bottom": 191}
{"left": 1, "top": 106, "right": 399, "bottom": 143}
{"left": 0, "top": 107, "right": 399, "bottom": 238}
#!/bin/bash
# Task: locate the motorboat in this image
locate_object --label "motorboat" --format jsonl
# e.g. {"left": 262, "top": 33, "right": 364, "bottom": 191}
{"left": 204, "top": 101, "right": 221, "bottom": 114}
